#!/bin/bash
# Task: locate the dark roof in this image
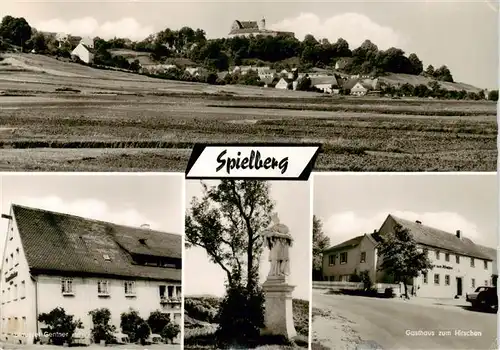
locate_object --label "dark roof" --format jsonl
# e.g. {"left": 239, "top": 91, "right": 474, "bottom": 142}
{"left": 389, "top": 215, "right": 493, "bottom": 260}
{"left": 311, "top": 76, "right": 338, "bottom": 86}
{"left": 11, "top": 205, "right": 181, "bottom": 281}
{"left": 324, "top": 235, "right": 365, "bottom": 253}
{"left": 236, "top": 20, "right": 259, "bottom": 29}
{"left": 79, "top": 43, "right": 95, "bottom": 54}
{"left": 342, "top": 78, "right": 359, "bottom": 90}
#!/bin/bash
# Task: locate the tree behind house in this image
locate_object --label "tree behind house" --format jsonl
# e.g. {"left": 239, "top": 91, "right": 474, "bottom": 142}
{"left": 312, "top": 215, "right": 330, "bottom": 280}
{"left": 376, "top": 223, "right": 432, "bottom": 298}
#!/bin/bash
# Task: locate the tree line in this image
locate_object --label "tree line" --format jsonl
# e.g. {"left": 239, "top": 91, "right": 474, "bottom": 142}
{"left": 0, "top": 15, "right": 454, "bottom": 80}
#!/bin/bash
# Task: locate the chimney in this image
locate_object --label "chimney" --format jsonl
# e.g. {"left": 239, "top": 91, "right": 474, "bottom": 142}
{"left": 140, "top": 224, "right": 150, "bottom": 229}
{"left": 456, "top": 230, "right": 461, "bottom": 239}
{"left": 416, "top": 220, "right": 422, "bottom": 224}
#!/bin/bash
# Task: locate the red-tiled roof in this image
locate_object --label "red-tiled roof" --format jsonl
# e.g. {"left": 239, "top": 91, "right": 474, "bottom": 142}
{"left": 11, "top": 205, "right": 181, "bottom": 282}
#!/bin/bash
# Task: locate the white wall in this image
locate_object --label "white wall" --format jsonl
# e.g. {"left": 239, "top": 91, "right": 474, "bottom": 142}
{"left": 414, "top": 249, "right": 493, "bottom": 298}
{"left": 71, "top": 44, "right": 93, "bottom": 64}
{"left": 0, "top": 214, "right": 37, "bottom": 345}
{"left": 36, "top": 275, "right": 182, "bottom": 337}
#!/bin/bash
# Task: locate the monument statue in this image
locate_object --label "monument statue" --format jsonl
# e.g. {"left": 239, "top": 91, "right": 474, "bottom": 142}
{"left": 262, "top": 213, "right": 293, "bottom": 278}
{"left": 261, "top": 212, "right": 297, "bottom": 339}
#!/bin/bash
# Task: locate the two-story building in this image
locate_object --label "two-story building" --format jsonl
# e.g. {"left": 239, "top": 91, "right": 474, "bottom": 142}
{"left": 322, "top": 214, "right": 496, "bottom": 298}
{"left": 0, "top": 204, "right": 182, "bottom": 345}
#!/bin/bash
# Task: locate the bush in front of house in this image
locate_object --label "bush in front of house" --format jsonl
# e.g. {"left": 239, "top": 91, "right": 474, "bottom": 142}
{"left": 147, "top": 310, "right": 170, "bottom": 334}
{"left": 161, "top": 322, "right": 180, "bottom": 344}
{"left": 38, "top": 307, "right": 83, "bottom": 346}
{"left": 88, "top": 308, "right": 116, "bottom": 344}
{"left": 120, "top": 309, "right": 150, "bottom": 345}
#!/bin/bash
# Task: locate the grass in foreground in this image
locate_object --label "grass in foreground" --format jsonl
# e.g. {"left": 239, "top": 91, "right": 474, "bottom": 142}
{"left": 183, "top": 297, "right": 309, "bottom": 349}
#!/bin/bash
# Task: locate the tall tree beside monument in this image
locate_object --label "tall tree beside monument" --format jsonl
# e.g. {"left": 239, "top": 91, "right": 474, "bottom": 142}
{"left": 185, "top": 180, "right": 275, "bottom": 345}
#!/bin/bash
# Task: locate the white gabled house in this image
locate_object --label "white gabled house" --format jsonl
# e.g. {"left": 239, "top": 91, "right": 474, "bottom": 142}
{"left": 71, "top": 43, "right": 94, "bottom": 64}
{"left": 0, "top": 205, "right": 182, "bottom": 345}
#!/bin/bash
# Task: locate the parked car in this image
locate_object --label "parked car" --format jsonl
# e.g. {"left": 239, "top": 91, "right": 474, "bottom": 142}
{"left": 466, "top": 286, "right": 490, "bottom": 307}
{"left": 466, "top": 286, "right": 497, "bottom": 311}
{"left": 477, "top": 287, "right": 498, "bottom": 312}
{"left": 147, "top": 333, "right": 163, "bottom": 344}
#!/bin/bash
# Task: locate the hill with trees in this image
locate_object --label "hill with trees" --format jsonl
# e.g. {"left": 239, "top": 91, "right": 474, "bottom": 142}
{"left": 0, "top": 15, "right": 497, "bottom": 101}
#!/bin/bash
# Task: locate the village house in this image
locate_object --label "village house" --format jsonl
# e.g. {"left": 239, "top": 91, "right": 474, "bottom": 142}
{"left": 0, "top": 205, "right": 182, "bottom": 345}
{"left": 70, "top": 43, "right": 94, "bottom": 64}
{"left": 335, "top": 57, "right": 353, "bottom": 71}
{"left": 310, "top": 76, "right": 339, "bottom": 94}
{"left": 228, "top": 18, "right": 295, "bottom": 38}
{"left": 322, "top": 214, "right": 496, "bottom": 298}
{"left": 275, "top": 77, "right": 297, "bottom": 90}
{"left": 185, "top": 67, "right": 209, "bottom": 79}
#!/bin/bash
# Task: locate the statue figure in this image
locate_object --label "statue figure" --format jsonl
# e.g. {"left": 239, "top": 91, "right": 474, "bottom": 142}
{"left": 262, "top": 213, "right": 293, "bottom": 278}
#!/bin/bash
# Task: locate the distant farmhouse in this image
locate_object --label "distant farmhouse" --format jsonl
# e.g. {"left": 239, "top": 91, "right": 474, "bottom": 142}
{"left": 71, "top": 37, "right": 95, "bottom": 64}
{"left": 228, "top": 18, "right": 295, "bottom": 38}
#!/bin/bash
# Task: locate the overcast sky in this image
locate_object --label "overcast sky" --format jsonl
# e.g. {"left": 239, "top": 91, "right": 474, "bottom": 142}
{"left": 314, "top": 173, "right": 498, "bottom": 249}
{"left": 0, "top": 174, "right": 184, "bottom": 260}
{"left": 184, "top": 180, "right": 311, "bottom": 300}
{"left": 1, "top": 0, "right": 497, "bottom": 89}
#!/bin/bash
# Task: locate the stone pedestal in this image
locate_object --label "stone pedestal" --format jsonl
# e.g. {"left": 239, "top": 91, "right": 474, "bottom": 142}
{"left": 261, "top": 276, "right": 297, "bottom": 339}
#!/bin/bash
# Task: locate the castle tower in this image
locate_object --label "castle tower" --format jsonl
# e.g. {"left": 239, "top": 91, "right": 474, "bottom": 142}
{"left": 258, "top": 17, "right": 266, "bottom": 31}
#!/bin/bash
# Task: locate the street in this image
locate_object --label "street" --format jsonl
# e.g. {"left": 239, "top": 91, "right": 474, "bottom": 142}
{"left": 312, "top": 290, "right": 497, "bottom": 350}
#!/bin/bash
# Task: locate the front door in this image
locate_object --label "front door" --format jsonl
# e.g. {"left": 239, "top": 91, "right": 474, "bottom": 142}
{"left": 456, "top": 277, "right": 463, "bottom": 296}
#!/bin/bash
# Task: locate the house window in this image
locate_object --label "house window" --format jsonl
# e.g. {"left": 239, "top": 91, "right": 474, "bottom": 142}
{"left": 484, "top": 260, "right": 488, "bottom": 269}
{"left": 472, "top": 278, "right": 475, "bottom": 288}
{"left": 485, "top": 280, "right": 488, "bottom": 286}
{"left": 445, "top": 275, "right": 450, "bottom": 286}
{"left": 7, "top": 287, "right": 10, "bottom": 301}
{"left": 61, "top": 278, "right": 73, "bottom": 295}
{"left": 159, "top": 285, "right": 166, "bottom": 299}
{"left": 435, "top": 251, "right": 440, "bottom": 260}
{"left": 445, "top": 253, "right": 450, "bottom": 262}
{"left": 15, "top": 249, "right": 19, "bottom": 266}
{"left": 20, "top": 281, "right": 25, "bottom": 299}
{"left": 470, "top": 258, "right": 475, "bottom": 267}
{"left": 360, "top": 252, "right": 366, "bottom": 263}
{"left": 167, "top": 286, "right": 174, "bottom": 298}
{"left": 97, "top": 281, "right": 109, "bottom": 295}
{"left": 422, "top": 272, "right": 428, "bottom": 284}
{"left": 175, "top": 286, "right": 181, "bottom": 299}
{"left": 456, "top": 255, "right": 460, "bottom": 264}
{"left": 328, "top": 254, "right": 336, "bottom": 266}
{"left": 434, "top": 274, "right": 440, "bottom": 285}
{"left": 124, "top": 281, "right": 135, "bottom": 296}
{"left": 340, "top": 252, "right": 348, "bottom": 264}
{"left": 13, "top": 284, "right": 17, "bottom": 300}
{"left": 22, "top": 317, "right": 26, "bottom": 333}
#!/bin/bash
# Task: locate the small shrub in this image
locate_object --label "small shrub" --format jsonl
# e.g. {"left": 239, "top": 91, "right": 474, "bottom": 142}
{"left": 136, "top": 321, "right": 151, "bottom": 345}
{"left": 161, "top": 323, "right": 180, "bottom": 344}
{"left": 384, "top": 287, "right": 395, "bottom": 298}
{"left": 120, "top": 309, "right": 144, "bottom": 343}
{"left": 216, "top": 281, "right": 265, "bottom": 347}
{"left": 88, "top": 308, "right": 116, "bottom": 344}
{"left": 147, "top": 310, "right": 170, "bottom": 334}
{"left": 38, "top": 307, "right": 83, "bottom": 345}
